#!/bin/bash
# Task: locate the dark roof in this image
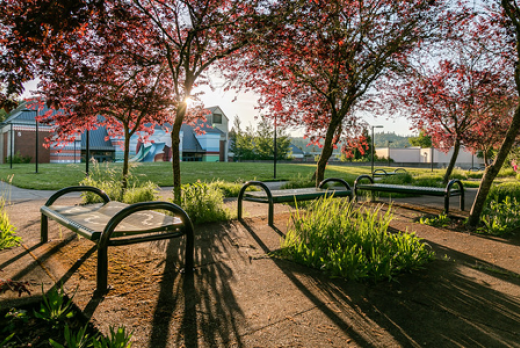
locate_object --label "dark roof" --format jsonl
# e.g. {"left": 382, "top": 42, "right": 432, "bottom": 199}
{"left": 81, "top": 127, "right": 114, "bottom": 151}
{"left": 289, "top": 144, "right": 305, "bottom": 155}
{"left": 3, "top": 101, "right": 58, "bottom": 125}
{"left": 180, "top": 124, "right": 205, "bottom": 153}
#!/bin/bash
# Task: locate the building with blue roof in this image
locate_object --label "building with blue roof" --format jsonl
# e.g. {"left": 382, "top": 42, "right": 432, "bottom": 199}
{"left": 0, "top": 101, "right": 230, "bottom": 163}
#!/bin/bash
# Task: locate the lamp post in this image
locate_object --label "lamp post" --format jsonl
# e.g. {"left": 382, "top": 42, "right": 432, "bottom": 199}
{"left": 387, "top": 140, "right": 393, "bottom": 167}
{"left": 273, "top": 116, "right": 277, "bottom": 179}
{"left": 371, "top": 125, "right": 383, "bottom": 177}
{"left": 24, "top": 109, "right": 39, "bottom": 173}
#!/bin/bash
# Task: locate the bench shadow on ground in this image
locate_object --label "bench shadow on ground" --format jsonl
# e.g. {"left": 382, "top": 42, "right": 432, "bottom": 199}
{"left": 11, "top": 211, "right": 520, "bottom": 347}
{"left": 239, "top": 218, "right": 520, "bottom": 347}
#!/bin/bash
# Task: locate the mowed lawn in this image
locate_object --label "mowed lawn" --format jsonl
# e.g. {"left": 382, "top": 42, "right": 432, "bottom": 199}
{"left": 0, "top": 161, "right": 382, "bottom": 190}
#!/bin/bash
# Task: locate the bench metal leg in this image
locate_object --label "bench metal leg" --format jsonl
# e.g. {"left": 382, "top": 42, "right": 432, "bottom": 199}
{"left": 268, "top": 201, "right": 274, "bottom": 227}
{"left": 460, "top": 194, "right": 465, "bottom": 211}
{"left": 41, "top": 214, "right": 48, "bottom": 243}
{"left": 444, "top": 196, "right": 449, "bottom": 214}
{"left": 96, "top": 245, "right": 109, "bottom": 295}
{"left": 238, "top": 197, "right": 243, "bottom": 221}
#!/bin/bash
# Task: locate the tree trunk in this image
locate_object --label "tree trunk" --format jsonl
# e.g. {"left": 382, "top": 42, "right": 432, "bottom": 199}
{"left": 467, "top": 104, "right": 520, "bottom": 227}
{"left": 121, "top": 124, "right": 130, "bottom": 192}
{"left": 171, "top": 103, "right": 187, "bottom": 204}
{"left": 443, "top": 138, "right": 461, "bottom": 184}
{"left": 314, "top": 119, "right": 340, "bottom": 186}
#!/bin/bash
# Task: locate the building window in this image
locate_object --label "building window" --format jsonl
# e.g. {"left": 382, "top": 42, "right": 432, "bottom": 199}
{"left": 213, "top": 113, "right": 222, "bottom": 124}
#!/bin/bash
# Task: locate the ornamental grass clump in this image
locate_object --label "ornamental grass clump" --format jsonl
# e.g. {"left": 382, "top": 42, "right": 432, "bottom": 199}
{"left": 80, "top": 162, "right": 158, "bottom": 204}
{"left": 178, "top": 182, "right": 231, "bottom": 224}
{"left": 280, "top": 197, "right": 435, "bottom": 282}
{"left": 0, "top": 197, "right": 21, "bottom": 250}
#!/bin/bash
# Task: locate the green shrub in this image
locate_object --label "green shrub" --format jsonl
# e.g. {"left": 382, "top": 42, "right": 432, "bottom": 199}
{"left": 419, "top": 213, "right": 450, "bottom": 228}
{"left": 449, "top": 168, "right": 468, "bottom": 180}
{"left": 80, "top": 162, "right": 158, "bottom": 204}
{"left": 478, "top": 196, "right": 520, "bottom": 236}
{"left": 0, "top": 197, "right": 21, "bottom": 250}
{"left": 178, "top": 182, "right": 231, "bottom": 224}
{"left": 280, "top": 173, "right": 315, "bottom": 190}
{"left": 207, "top": 180, "right": 249, "bottom": 197}
{"left": 280, "top": 198, "right": 435, "bottom": 282}
{"left": 487, "top": 182, "right": 520, "bottom": 204}
{"left": 381, "top": 172, "right": 413, "bottom": 185}
{"left": 497, "top": 167, "right": 516, "bottom": 177}
{"left": 5, "top": 151, "right": 31, "bottom": 164}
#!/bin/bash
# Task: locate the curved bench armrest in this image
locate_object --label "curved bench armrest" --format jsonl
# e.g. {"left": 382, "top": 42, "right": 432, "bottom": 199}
{"left": 394, "top": 168, "right": 407, "bottom": 174}
{"left": 373, "top": 169, "right": 387, "bottom": 175}
{"left": 446, "top": 179, "right": 464, "bottom": 193}
{"left": 99, "top": 201, "right": 194, "bottom": 248}
{"left": 44, "top": 186, "right": 110, "bottom": 206}
{"left": 96, "top": 201, "right": 195, "bottom": 294}
{"left": 238, "top": 181, "right": 274, "bottom": 225}
{"left": 238, "top": 181, "right": 274, "bottom": 202}
{"left": 354, "top": 175, "right": 375, "bottom": 186}
{"left": 318, "top": 178, "right": 352, "bottom": 191}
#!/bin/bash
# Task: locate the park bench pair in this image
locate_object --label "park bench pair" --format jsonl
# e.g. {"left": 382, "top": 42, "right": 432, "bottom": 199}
{"left": 238, "top": 174, "right": 464, "bottom": 226}
{"left": 40, "top": 186, "right": 194, "bottom": 296}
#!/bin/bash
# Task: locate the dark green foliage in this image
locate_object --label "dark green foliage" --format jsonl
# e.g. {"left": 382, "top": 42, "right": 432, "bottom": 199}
{"left": 178, "top": 182, "right": 231, "bottom": 224}
{"left": 280, "top": 198, "right": 435, "bottom": 282}
{"left": 5, "top": 151, "right": 31, "bottom": 164}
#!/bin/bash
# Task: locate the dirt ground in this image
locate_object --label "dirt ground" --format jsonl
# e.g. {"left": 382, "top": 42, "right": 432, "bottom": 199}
{"left": 2, "top": 194, "right": 520, "bottom": 347}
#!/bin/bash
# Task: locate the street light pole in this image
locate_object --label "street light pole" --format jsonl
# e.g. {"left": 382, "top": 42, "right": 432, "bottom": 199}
{"left": 273, "top": 117, "right": 277, "bottom": 179}
{"left": 371, "top": 125, "right": 383, "bottom": 177}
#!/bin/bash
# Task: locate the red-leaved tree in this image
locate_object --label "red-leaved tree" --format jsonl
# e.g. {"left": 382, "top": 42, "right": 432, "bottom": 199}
{"left": 0, "top": 0, "right": 105, "bottom": 110}
{"left": 240, "top": 0, "right": 447, "bottom": 185}
{"left": 36, "top": 4, "right": 175, "bottom": 189}
{"left": 382, "top": 56, "right": 516, "bottom": 184}
{"left": 127, "top": 0, "right": 263, "bottom": 201}
{"left": 466, "top": 0, "right": 520, "bottom": 226}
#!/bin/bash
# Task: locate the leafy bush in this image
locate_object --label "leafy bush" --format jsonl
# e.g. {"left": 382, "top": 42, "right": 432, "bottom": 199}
{"left": 280, "top": 198, "right": 435, "bottom": 282}
{"left": 0, "top": 197, "right": 21, "bottom": 250}
{"left": 33, "top": 285, "right": 75, "bottom": 329}
{"left": 419, "top": 213, "right": 450, "bottom": 228}
{"left": 380, "top": 172, "right": 413, "bottom": 185}
{"left": 497, "top": 167, "right": 516, "bottom": 178}
{"left": 2, "top": 283, "right": 133, "bottom": 347}
{"left": 207, "top": 180, "right": 252, "bottom": 197}
{"left": 80, "top": 163, "right": 158, "bottom": 204}
{"left": 478, "top": 196, "right": 520, "bottom": 236}
{"left": 449, "top": 168, "right": 468, "bottom": 180}
{"left": 280, "top": 173, "right": 315, "bottom": 190}
{"left": 5, "top": 151, "right": 31, "bottom": 164}
{"left": 487, "top": 182, "right": 520, "bottom": 204}
{"left": 178, "top": 182, "right": 231, "bottom": 224}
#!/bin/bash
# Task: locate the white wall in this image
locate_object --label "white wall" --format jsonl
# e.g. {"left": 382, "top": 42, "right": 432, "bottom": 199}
{"left": 376, "top": 146, "right": 485, "bottom": 169}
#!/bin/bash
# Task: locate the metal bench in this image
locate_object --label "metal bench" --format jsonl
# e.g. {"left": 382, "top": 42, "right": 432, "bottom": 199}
{"left": 238, "top": 178, "right": 353, "bottom": 226}
{"left": 354, "top": 175, "right": 464, "bottom": 213}
{"left": 40, "top": 186, "right": 194, "bottom": 296}
{"left": 373, "top": 168, "right": 407, "bottom": 177}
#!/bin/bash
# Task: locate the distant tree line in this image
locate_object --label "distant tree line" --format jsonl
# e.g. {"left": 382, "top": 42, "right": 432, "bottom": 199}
{"left": 229, "top": 117, "right": 292, "bottom": 161}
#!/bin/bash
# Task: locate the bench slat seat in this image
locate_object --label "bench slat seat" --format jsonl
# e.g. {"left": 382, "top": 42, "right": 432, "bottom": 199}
{"left": 238, "top": 178, "right": 353, "bottom": 226}
{"left": 42, "top": 201, "right": 184, "bottom": 241}
{"left": 243, "top": 187, "right": 353, "bottom": 204}
{"left": 40, "top": 186, "right": 194, "bottom": 296}
{"left": 354, "top": 184, "right": 462, "bottom": 197}
{"left": 354, "top": 175, "right": 464, "bottom": 213}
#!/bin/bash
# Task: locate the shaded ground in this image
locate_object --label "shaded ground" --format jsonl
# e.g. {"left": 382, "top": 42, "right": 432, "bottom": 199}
{"left": 2, "top": 189, "right": 520, "bottom": 347}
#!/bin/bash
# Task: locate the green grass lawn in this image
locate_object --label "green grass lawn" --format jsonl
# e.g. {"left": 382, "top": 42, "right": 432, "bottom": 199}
{"left": 0, "top": 161, "right": 491, "bottom": 190}
{"left": 0, "top": 162, "right": 374, "bottom": 190}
